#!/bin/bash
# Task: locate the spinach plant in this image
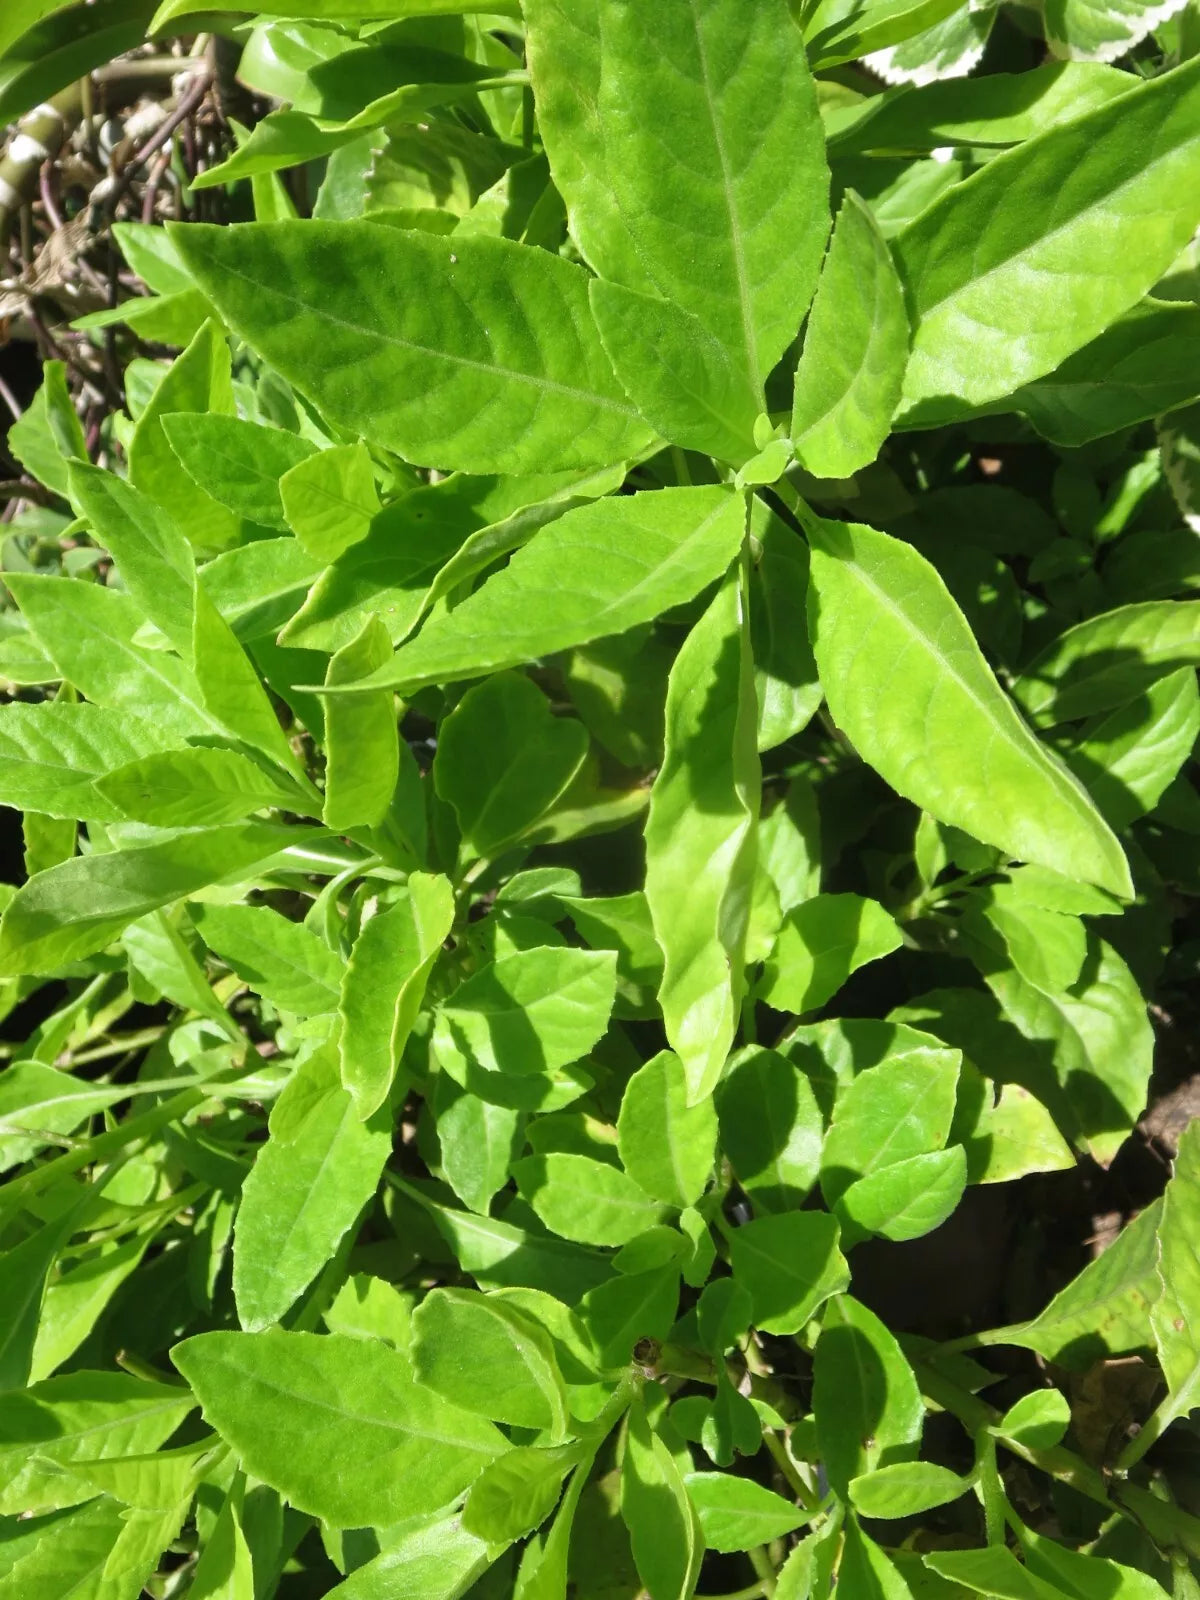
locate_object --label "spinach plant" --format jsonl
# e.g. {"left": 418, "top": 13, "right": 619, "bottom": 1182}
{"left": 3, "top": 0, "right": 1200, "bottom": 1596}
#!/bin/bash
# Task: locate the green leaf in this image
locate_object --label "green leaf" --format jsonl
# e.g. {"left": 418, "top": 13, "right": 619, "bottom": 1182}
{"left": 813, "top": 1295, "right": 923, "bottom": 1494}
{"left": 1044, "top": 0, "right": 1187, "bottom": 62}
{"left": 825, "top": 62, "right": 1134, "bottom": 154}
{"left": 645, "top": 557, "right": 759, "bottom": 1103}
{"left": 411, "top": 1286, "right": 569, "bottom": 1436}
{"left": 280, "top": 441, "right": 379, "bottom": 563}
{"left": 188, "top": 1493, "right": 255, "bottom": 1600}
{"left": 0, "top": 1371, "right": 194, "bottom": 1516}
{"left": 434, "top": 1077, "right": 522, "bottom": 1216}
{"left": 992, "top": 299, "right": 1200, "bottom": 448}
{"left": 1013, "top": 601, "right": 1200, "bottom": 726}
{"left": 850, "top": 1462, "right": 969, "bottom": 1519}
{"left": 162, "top": 413, "right": 316, "bottom": 529}
{"left": 684, "top": 1472, "right": 807, "bottom": 1553}
{"left": 589, "top": 282, "right": 760, "bottom": 465}
{"left": 513, "top": 1153, "right": 664, "bottom": 1247}
{"left": 190, "top": 901, "right": 343, "bottom": 1015}
{"left": 1018, "top": 1527, "right": 1170, "bottom": 1600}
{"left": 560, "top": 892, "right": 664, "bottom": 1020}
{"left": 749, "top": 504, "right": 821, "bottom": 754}
{"left": 127, "top": 320, "right": 240, "bottom": 551}
{"left": 321, "top": 1512, "right": 492, "bottom": 1600}
{"left": 838, "top": 1145, "right": 968, "bottom": 1243}
{"left": 616, "top": 1051, "right": 716, "bottom": 1210}
{"left": 0, "top": 703, "right": 176, "bottom": 823}
{"left": 464, "top": 1444, "right": 579, "bottom": 1545}
{"left": 435, "top": 673, "right": 589, "bottom": 863}
{"left": 716, "top": 1046, "right": 823, "bottom": 1213}
{"left": 997, "top": 1389, "right": 1071, "bottom": 1450}
{"left": 1149, "top": 1121, "right": 1200, "bottom": 1438}
{"left": 96, "top": 745, "right": 301, "bottom": 828}
{"left": 233, "top": 1040, "right": 390, "bottom": 1330}
{"left": 576, "top": 1258, "right": 679, "bottom": 1363}
{"left": 1065, "top": 666, "right": 1200, "bottom": 830}
{"left": 0, "top": 1498, "right": 126, "bottom": 1600}
{"left": 621, "top": 1399, "right": 704, "bottom": 1600}
{"left": 791, "top": 192, "right": 909, "bottom": 480}
{"left": 339, "top": 874, "right": 455, "bottom": 1119}
{"left": 4, "top": 574, "right": 221, "bottom": 741}
{"left": 7, "top": 362, "right": 86, "bottom": 497}
{"left": 0, "top": 823, "right": 298, "bottom": 976}
{"left": 805, "top": 0, "right": 962, "bottom": 68}
{"left": 727, "top": 1212, "right": 849, "bottom": 1335}
{"left": 329, "top": 486, "right": 747, "bottom": 697}
{"left": 802, "top": 509, "right": 1133, "bottom": 899}
{"left": 895, "top": 58, "right": 1200, "bottom": 415}
{"left": 533, "top": 0, "right": 829, "bottom": 397}
{"left": 976, "top": 1197, "right": 1161, "bottom": 1368}
{"left": 820, "top": 1046, "right": 960, "bottom": 1205}
{"left": 760, "top": 893, "right": 903, "bottom": 1014}
{"left": 434, "top": 946, "right": 617, "bottom": 1102}
{"left": 984, "top": 935, "right": 1153, "bottom": 1166}
{"left": 322, "top": 615, "right": 400, "bottom": 831}
{"left": 171, "top": 1328, "right": 504, "bottom": 1528}
{"left": 169, "top": 222, "right": 653, "bottom": 475}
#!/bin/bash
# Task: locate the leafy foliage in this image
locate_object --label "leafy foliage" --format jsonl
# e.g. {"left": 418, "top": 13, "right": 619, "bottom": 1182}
{"left": 2, "top": 1, "right": 1200, "bottom": 1597}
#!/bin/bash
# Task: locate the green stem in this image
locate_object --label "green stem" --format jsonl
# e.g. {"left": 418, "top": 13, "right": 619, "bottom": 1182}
{"left": 67, "top": 1028, "right": 169, "bottom": 1065}
{"left": 698, "top": 1585, "right": 767, "bottom": 1600}
{"left": 748, "top": 1545, "right": 777, "bottom": 1598}
{"left": 918, "top": 1359, "right": 1200, "bottom": 1559}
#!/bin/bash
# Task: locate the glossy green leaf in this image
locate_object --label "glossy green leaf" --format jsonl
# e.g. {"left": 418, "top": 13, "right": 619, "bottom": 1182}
{"left": 838, "top": 1145, "right": 969, "bottom": 1242}
{"left": 412, "top": 1286, "right": 569, "bottom": 1435}
{"left": 171, "top": 1328, "right": 504, "bottom": 1528}
{"left": 4, "top": 574, "right": 220, "bottom": 741}
{"left": 997, "top": 1389, "right": 1071, "bottom": 1450}
{"left": 233, "top": 1040, "right": 390, "bottom": 1330}
{"left": 513, "top": 1153, "right": 664, "bottom": 1247}
{"left": 1149, "top": 1121, "right": 1200, "bottom": 1439}
{"left": 279, "top": 441, "right": 379, "bottom": 564}
{"left": 850, "top": 1461, "right": 970, "bottom": 1519}
{"left": 96, "top": 746, "right": 300, "bottom": 828}
{"left": 760, "top": 893, "right": 902, "bottom": 1014}
{"left": 645, "top": 558, "right": 758, "bottom": 1103}
{"left": 616, "top": 1051, "right": 717, "bottom": 1210}
{"left": 621, "top": 1399, "right": 704, "bottom": 1600}
{"left": 533, "top": 0, "right": 829, "bottom": 397}
{"left": 813, "top": 1295, "right": 923, "bottom": 1494}
{"left": 895, "top": 58, "right": 1200, "bottom": 415}
{"left": 339, "top": 874, "right": 455, "bottom": 1119}
{"left": 331, "top": 486, "right": 746, "bottom": 697}
{"left": 590, "top": 282, "right": 759, "bottom": 465}
{"left": 791, "top": 192, "right": 908, "bottom": 480}
{"left": 464, "top": 1444, "right": 579, "bottom": 1545}
{"left": 803, "top": 509, "right": 1133, "bottom": 898}
{"left": 976, "top": 1197, "right": 1161, "bottom": 1368}
{"left": 716, "top": 1047, "right": 822, "bottom": 1213}
{"left": 561, "top": 892, "right": 663, "bottom": 1020}
{"left": 0, "top": 823, "right": 298, "bottom": 976}
{"left": 579, "top": 1266, "right": 680, "bottom": 1368}
{"left": 984, "top": 935, "right": 1153, "bottom": 1165}
{"left": 0, "top": 1498, "right": 126, "bottom": 1600}
{"left": 190, "top": 901, "right": 343, "bottom": 1014}
{"left": 323, "top": 1512, "right": 491, "bottom": 1600}
{"left": 684, "top": 1472, "right": 807, "bottom": 1553}
{"left": 1066, "top": 666, "right": 1200, "bottom": 830}
{"left": 162, "top": 414, "right": 316, "bottom": 529}
{"left": 127, "top": 320, "right": 240, "bottom": 551}
{"left": 434, "top": 1077, "right": 522, "bottom": 1216}
{"left": 188, "top": 1493, "right": 255, "bottom": 1600}
{"left": 322, "top": 615, "right": 400, "bottom": 831}
{"left": 749, "top": 503, "right": 821, "bottom": 754}
{"left": 0, "top": 703, "right": 176, "bottom": 823}
{"left": 820, "top": 1048, "right": 960, "bottom": 1206}
{"left": 0, "top": 1371, "right": 194, "bottom": 1516}
{"left": 434, "top": 946, "right": 616, "bottom": 1099}
{"left": 170, "top": 222, "right": 653, "bottom": 475}
{"left": 435, "top": 673, "right": 589, "bottom": 864}
{"left": 1014, "top": 601, "right": 1200, "bottom": 726}
{"left": 7, "top": 362, "right": 85, "bottom": 497}
{"left": 727, "top": 1212, "right": 849, "bottom": 1335}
